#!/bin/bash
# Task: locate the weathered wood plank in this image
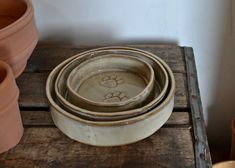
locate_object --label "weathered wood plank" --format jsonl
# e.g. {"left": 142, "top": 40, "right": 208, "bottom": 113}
{"left": 0, "top": 127, "right": 194, "bottom": 168}
{"left": 17, "top": 72, "right": 189, "bottom": 109}
{"left": 26, "top": 45, "right": 186, "bottom": 73}
{"left": 21, "top": 110, "right": 190, "bottom": 126}
{"left": 184, "top": 47, "right": 212, "bottom": 167}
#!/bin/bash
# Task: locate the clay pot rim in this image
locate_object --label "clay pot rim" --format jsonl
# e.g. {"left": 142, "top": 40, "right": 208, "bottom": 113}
{"left": 0, "top": 0, "right": 33, "bottom": 38}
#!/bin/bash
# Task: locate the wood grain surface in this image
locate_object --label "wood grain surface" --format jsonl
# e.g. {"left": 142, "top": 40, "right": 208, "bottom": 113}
{"left": 0, "top": 45, "right": 198, "bottom": 168}
{"left": 0, "top": 127, "right": 194, "bottom": 168}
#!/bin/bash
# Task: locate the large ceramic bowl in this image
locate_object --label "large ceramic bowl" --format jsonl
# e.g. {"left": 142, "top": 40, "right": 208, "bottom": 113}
{"left": 46, "top": 47, "right": 175, "bottom": 146}
{"left": 66, "top": 54, "right": 155, "bottom": 112}
{"left": 55, "top": 48, "right": 168, "bottom": 121}
{"left": 0, "top": 0, "right": 38, "bottom": 77}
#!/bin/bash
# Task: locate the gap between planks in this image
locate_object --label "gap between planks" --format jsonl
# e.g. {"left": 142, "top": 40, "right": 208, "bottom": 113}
{"left": 20, "top": 110, "right": 191, "bottom": 127}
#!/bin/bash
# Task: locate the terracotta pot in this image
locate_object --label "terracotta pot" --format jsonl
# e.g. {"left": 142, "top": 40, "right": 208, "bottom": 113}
{"left": 231, "top": 118, "right": 235, "bottom": 159}
{"left": 0, "top": 0, "right": 38, "bottom": 78}
{"left": 213, "top": 161, "right": 235, "bottom": 168}
{"left": 0, "top": 60, "right": 23, "bottom": 153}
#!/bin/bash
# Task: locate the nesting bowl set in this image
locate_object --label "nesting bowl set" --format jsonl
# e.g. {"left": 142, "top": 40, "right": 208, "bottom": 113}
{"left": 46, "top": 46, "right": 175, "bottom": 146}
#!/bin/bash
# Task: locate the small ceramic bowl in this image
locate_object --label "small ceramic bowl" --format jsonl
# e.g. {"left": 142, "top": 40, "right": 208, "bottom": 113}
{"left": 55, "top": 47, "right": 168, "bottom": 121}
{"left": 66, "top": 54, "right": 155, "bottom": 112}
{"left": 46, "top": 47, "right": 175, "bottom": 146}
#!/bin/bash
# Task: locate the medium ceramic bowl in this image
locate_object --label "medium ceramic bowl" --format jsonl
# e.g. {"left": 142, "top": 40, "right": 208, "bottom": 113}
{"left": 66, "top": 54, "right": 155, "bottom": 112}
{"left": 46, "top": 47, "right": 175, "bottom": 146}
{"left": 0, "top": 0, "right": 38, "bottom": 78}
{"left": 55, "top": 48, "right": 168, "bottom": 121}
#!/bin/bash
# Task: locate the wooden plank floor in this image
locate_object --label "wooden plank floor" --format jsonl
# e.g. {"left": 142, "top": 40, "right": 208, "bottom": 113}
{"left": 0, "top": 45, "right": 195, "bottom": 168}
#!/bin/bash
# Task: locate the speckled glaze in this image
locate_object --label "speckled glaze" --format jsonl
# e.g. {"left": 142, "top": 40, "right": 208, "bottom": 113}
{"left": 46, "top": 46, "right": 175, "bottom": 146}
{"left": 0, "top": 61, "right": 23, "bottom": 153}
{"left": 66, "top": 54, "right": 155, "bottom": 112}
{"left": 0, "top": 0, "right": 38, "bottom": 78}
{"left": 55, "top": 48, "right": 168, "bottom": 121}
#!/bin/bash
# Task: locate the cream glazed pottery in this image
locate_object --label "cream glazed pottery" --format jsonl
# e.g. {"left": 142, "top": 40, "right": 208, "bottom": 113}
{"left": 0, "top": 0, "right": 38, "bottom": 78}
{"left": 46, "top": 47, "right": 175, "bottom": 146}
{"left": 0, "top": 61, "right": 23, "bottom": 153}
{"left": 67, "top": 54, "right": 155, "bottom": 112}
{"left": 55, "top": 48, "right": 168, "bottom": 121}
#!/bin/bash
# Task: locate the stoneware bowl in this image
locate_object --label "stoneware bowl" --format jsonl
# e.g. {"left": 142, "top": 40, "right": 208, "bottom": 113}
{"left": 55, "top": 47, "right": 168, "bottom": 121}
{"left": 66, "top": 54, "right": 155, "bottom": 112}
{"left": 0, "top": 0, "right": 38, "bottom": 78}
{"left": 0, "top": 60, "right": 23, "bottom": 153}
{"left": 46, "top": 46, "right": 175, "bottom": 146}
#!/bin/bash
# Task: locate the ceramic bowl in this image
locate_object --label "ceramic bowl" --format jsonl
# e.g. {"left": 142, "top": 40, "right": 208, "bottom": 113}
{"left": 66, "top": 54, "right": 155, "bottom": 112}
{"left": 0, "top": 0, "right": 38, "bottom": 78}
{"left": 46, "top": 47, "right": 175, "bottom": 146}
{"left": 55, "top": 48, "right": 168, "bottom": 121}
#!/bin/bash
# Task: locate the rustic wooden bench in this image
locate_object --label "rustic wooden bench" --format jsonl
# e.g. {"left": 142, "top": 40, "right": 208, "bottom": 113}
{"left": 0, "top": 45, "right": 212, "bottom": 168}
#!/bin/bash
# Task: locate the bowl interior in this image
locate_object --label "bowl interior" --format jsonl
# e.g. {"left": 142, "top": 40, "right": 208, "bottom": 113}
{"left": 67, "top": 54, "right": 154, "bottom": 108}
{"left": 67, "top": 80, "right": 163, "bottom": 121}
{"left": 0, "top": 0, "right": 27, "bottom": 29}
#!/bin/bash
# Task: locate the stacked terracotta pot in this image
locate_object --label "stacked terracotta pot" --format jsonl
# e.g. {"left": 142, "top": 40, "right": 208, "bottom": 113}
{"left": 46, "top": 46, "right": 175, "bottom": 146}
{"left": 0, "top": 0, "right": 38, "bottom": 77}
{"left": 0, "top": 61, "right": 23, "bottom": 153}
{"left": 0, "top": 0, "right": 38, "bottom": 153}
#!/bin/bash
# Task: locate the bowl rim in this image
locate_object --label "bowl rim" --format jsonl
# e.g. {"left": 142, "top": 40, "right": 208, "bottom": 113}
{"left": 0, "top": 0, "right": 33, "bottom": 38}
{"left": 46, "top": 46, "right": 175, "bottom": 126}
{"left": 55, "top": 47, "right": 169, "bottom": 116}
{"left": 66, "top": 54, "right": 155, "bottom": 107}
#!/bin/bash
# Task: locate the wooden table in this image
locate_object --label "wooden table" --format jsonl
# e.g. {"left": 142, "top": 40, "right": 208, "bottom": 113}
{"left": 0, "top": 45, "right": 212, "bottom": 168}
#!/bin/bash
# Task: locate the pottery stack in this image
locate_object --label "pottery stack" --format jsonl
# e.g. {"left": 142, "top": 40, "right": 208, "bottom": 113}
{"left": 46, "top": 46, "right": 175, "bottom": 146}
{"left": 0, "top": 0, "right": 38, "bottom": 153}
